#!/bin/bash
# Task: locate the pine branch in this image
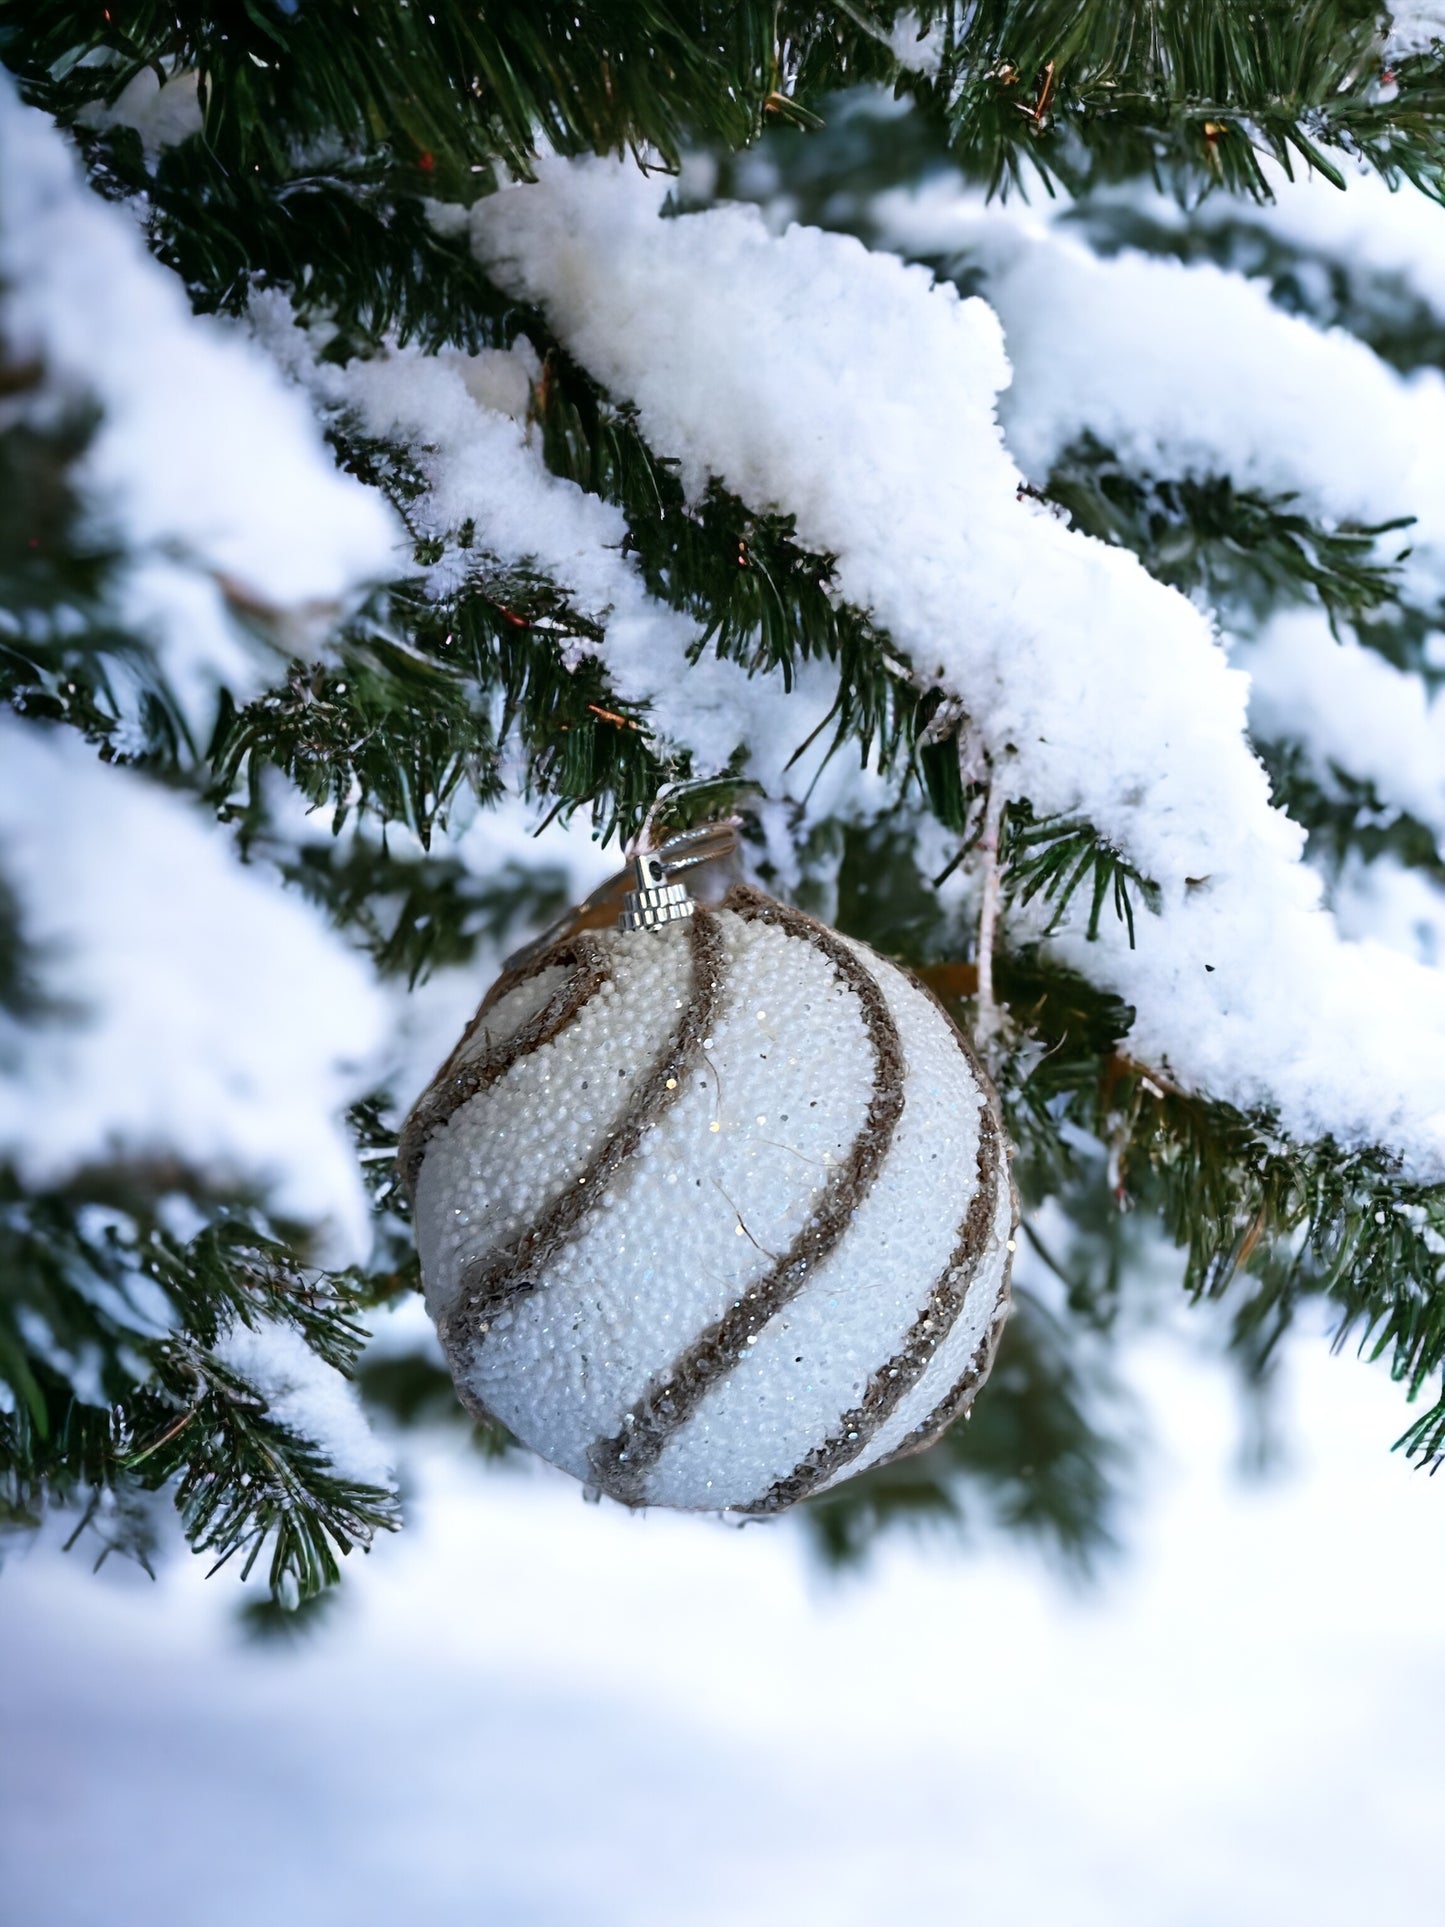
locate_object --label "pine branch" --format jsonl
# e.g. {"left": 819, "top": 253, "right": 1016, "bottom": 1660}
{"left": 1041, "top": 437, "right": 1413, "bottom": 625}
{"left": 0, "top": 395, "right": 196, "bottom": 764}
{"left": 11, "top": 2, "right": 896, "bottom": 190}
{"left": 821, "top": 819, "right": 1445, "bottom": 1471}
{"left": 533, "top": 343, "right": 913, "bottom": 771}
{"left": 989, "top": 942, "right": 1445, "bottom": 1468}
{"left": 277, "top": 842, "right": 576, "bottom": 990}
{"left": 1001, "top": 802, "right": 1162, "bottom": 946}
{"left": 79, "top": 129, "right": 519, "bottom": 355}
{"left": 1256, "top": 739, "right": 1445, "bottom": 881}
{"left": 910, "top": 0, "right": 1445, "bottom": 202}
{"left": 0, "top": 1172, "right": 398, "bottom": 1601}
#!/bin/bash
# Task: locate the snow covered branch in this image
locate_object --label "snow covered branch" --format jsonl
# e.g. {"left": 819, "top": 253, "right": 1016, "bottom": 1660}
{"left": 465, "top": 158, "right": 1445, "bottom": 1177}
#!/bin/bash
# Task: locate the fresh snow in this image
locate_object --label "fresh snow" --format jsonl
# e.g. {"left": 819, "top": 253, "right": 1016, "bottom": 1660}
{"left": 1090, "top": 150, "right": 1445, "bottom": 336}
{"left": 1240, "top": 609, "right": 1445, "bottom": 845}
{"left": 3, "top": 1298, "right": 1445, "bottom": 1927}
{"left": 0, "top": 718, "right": 387, "bottom": 1260}
{"left": 1332, "top": 852, "right": 1445, "bottom": 969}
{"left": 1385, "top": 2, "right": 1445, "bottom": 60}
{"left": 252, "top": 290, "right": 889, "bottom": 819}
{"left": 215, "top": 1317, "right": 393, "bottom": 1489}
{"left": 76, "top": 66, "right": 203, "bottom": 155}
{"left": 872, "top": 177, "right": 1445, "bottom": 600}
{"left": 886, "top": 10, "right": 947, "bottom": 76}
{"left": 0, "top": 78, "right": 400, "bottom": 729}
{"left": 465, "top": 158, "right": 1445, "bottom": 1176}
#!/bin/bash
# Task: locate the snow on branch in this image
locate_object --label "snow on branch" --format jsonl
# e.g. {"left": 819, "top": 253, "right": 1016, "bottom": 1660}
{"left": 0, "top": 717, "right": 387, "bottom": 1259}
{"left": 872, "top": 178, "right": 1445, "bottom": 601}
{"left": 1385, "top": 2, "right": 1445, "bottom": 61}
{"left": 0, "top": 80, "right": 400, "bottom": 726}
{"left": 467, "top": 158, "right": 1445, "bottom": 1177}
{"left": 1241, "top": 610, "right": 1445, "bottom": 848}
{"left": 252, "top": 294, "right": 870, "bottom": 810}
{"left": 1090, "top": 152, "right": 1445, "bottom": 339}
{"left": 215, "top": 1316, "right": 394, "bottom": 1491}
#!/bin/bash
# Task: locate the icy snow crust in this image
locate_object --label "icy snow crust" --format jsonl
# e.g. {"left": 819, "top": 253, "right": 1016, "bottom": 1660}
{"left": 467, "top": 160, "right": 1445, "bottom": 1178}
{"left": 412, "top": 911, "right": 1005, "bottom": 1510}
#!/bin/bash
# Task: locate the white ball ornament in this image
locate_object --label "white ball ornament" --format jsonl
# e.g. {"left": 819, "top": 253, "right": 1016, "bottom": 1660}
{"left": 401, "top": 837, "right": 1017, "bottom": 1514}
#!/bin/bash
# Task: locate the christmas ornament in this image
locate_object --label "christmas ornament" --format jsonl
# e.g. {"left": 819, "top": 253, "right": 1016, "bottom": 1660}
{"left": 400, "top": 828, "right": 1016, "bottom": 1513}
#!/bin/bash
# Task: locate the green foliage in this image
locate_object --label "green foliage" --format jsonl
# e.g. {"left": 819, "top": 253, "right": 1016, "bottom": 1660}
{"left": 715, "top": 93, "right": 1433, "bottom": 659}
{"left": 1042, "top": 438, "right": 1413, "bottom": 625}
{"left": 10, "top": 0, "right": 893, "bottom": 192}
{"left": 3, "top": 0, "right": 1445, "bottom": 1609}
{"left": 0, "top": 388, "right": 193, "bottom": 764}
{"left": 0, "top": 1172, "right": 398, "bottom": 1601}
{"left": 284, "top": 844, "right": 575, "bottom": 990}
{"left": 533, "top": 342, "right": 917, "bottom": 777}
{"left": 908, "top": 0, "right": 1445, "bottom": 201}
{"left": 830, "top": 817, "right": 1445, "bottom": 1473}
{"left": 1000, "top": 804, "right": 1161, "bottom": 946}
{"left": 987, "top": 941, "right": 1445, "bottom": 1469}
{"left": 86, "top": 132, "right": 519, "bottom": 354}
{"left": 210, "top": 644, "right": 497, "bottom": 851}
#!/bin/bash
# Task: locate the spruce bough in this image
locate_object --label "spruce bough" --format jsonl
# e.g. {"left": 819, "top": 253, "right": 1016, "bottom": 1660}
{"left": 3, "top": 3, "right": 1444, "bottom": 1605}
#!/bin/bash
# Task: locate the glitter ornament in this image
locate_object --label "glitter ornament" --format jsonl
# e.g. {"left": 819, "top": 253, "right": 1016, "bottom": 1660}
{"left": 401, "top": 835, "right": 1016, "bottom": 1513}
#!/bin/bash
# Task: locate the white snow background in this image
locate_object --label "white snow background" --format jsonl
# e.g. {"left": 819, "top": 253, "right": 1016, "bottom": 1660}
{"left": 3, "top": 59, "right": 1445, "bottom": 1927}
{"left": 2, "top": 1286, "right": 1443, "bottom": 1927}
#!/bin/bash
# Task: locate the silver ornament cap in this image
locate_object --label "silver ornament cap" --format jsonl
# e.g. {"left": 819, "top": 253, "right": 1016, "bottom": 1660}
{"left": 619, "top": 853, "right": 695, "bottom": 932}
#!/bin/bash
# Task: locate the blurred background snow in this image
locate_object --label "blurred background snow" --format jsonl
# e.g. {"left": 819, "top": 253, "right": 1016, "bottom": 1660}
{"left": 3, "top": 1277, "right": 1442, "bottom": 1927}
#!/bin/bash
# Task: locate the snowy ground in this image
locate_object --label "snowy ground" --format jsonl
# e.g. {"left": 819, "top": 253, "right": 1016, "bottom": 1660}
{"left": 3, "top": 1309, "right": 1442, "bottom": 1927}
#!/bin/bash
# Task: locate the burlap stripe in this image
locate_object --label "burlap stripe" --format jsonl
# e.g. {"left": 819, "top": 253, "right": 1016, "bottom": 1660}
{"left": 436, "top": 908, "right": 728, "bottom": 1369}
{"left": 398, "top": 936, "right": 611, "bottom": 1197}
{"left": 737, "top": 1094, "right": 1007, "bottom": 1515}
{"left": 589, "top": 884, "right": 907, "bottom": 1507}
{"left": 867, "top": 1275, "right": 1014, "bottom": 1471}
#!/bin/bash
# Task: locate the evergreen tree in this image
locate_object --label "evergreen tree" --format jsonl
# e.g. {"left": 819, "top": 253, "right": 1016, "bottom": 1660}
{"left": 3, "top": 1, "right": 1445, "bottom": 1604}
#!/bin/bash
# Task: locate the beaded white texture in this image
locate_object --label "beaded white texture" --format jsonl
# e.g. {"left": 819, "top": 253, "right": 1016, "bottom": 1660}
{"left": 411, "top": 903, "right": 1012, "bottom": 1512}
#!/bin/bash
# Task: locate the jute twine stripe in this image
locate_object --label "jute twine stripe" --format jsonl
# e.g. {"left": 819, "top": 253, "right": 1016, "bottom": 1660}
{"left": 435, "top": 909, "right": 728, "bottom": 1374}
{"left": 398, "top": 936, "right": 611, "bottom": 1197}
{"left": 589, "top": 884, "right": 906, "bottom": 1507}
{"left": 861, "top": 962, "right": 1020, "bottom": 1473}
{"left": 738, "top": 1094, "right": 1006, "bottom": 1514}
{"left": 867, "top": 1279, "right": 1014, "bottom": 1472}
